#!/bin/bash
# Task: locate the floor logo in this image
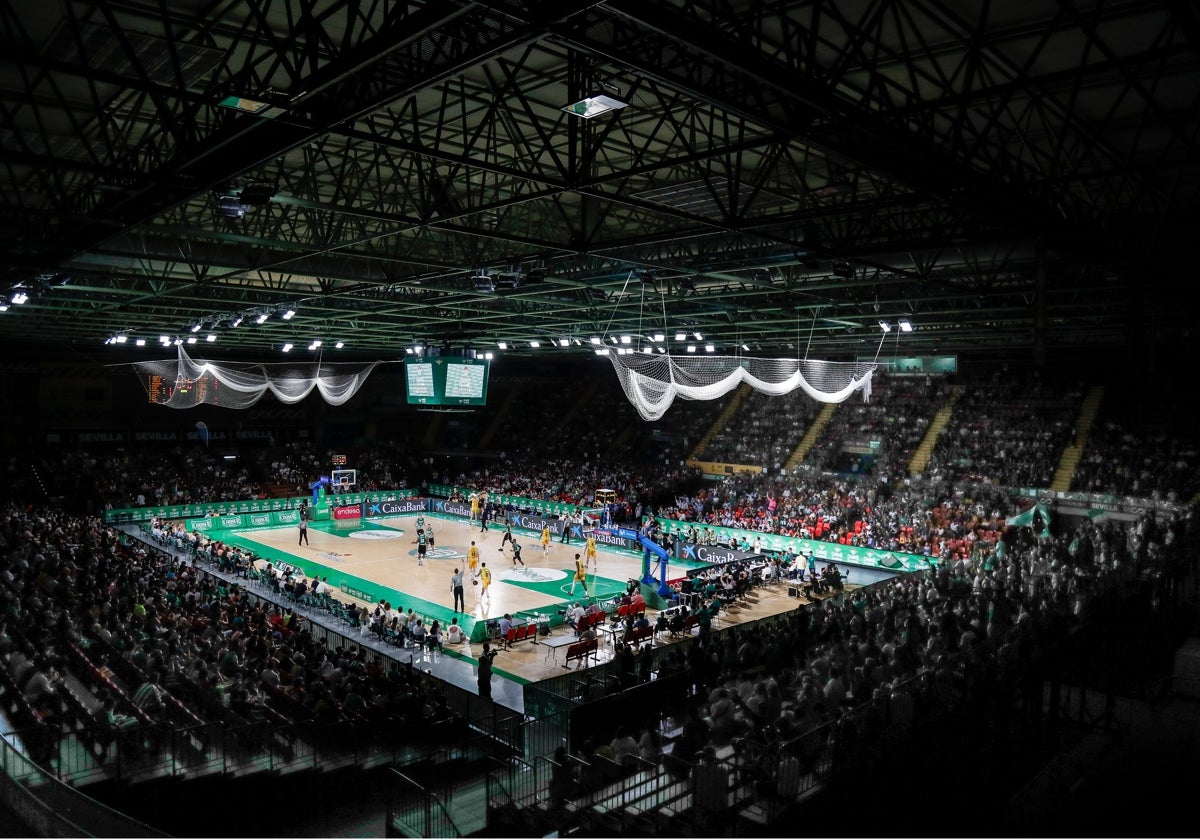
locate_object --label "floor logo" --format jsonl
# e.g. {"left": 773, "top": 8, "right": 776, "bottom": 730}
{"left": 499, "top": 567, "right": 567, "bottom": 583}
{"left": 407, "top": 546, "right": 466, "bottom": 559}
{"left": 348, "top": 530, "right": 403, "bottom": 540}
{"left": 317, "top": 552, "right": 347, "bottom": 563}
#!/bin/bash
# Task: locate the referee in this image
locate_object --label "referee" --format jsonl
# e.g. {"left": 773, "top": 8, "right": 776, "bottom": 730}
{"left": 451, "top": 568, "right": 465, "bottom": 613}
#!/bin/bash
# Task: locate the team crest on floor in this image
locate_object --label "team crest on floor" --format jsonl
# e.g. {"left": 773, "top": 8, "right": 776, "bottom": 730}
{"left": 348, "top": 530, "right": 403, "bottom": 540}
{"left": 407, "top": 546, "right": 466, "bottom": 559}
{"left": 498, "top": 567, "right": 567, "bottom": 583}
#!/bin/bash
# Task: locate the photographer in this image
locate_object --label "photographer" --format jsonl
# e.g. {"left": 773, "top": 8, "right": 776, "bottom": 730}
{"left": 477, "top": 642, "right": 497, "bottom": 701}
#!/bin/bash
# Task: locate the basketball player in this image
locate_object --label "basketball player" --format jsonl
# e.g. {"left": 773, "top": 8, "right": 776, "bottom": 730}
{"left": 569, "top": 552, "right": 588, "bottom": 597}
{"left": 500, "top": 523, "right": 514, "bottom": 549}
{"left": 478, "top": 562, "right": 493, "bottom": 605}
{"left": 467, "top": 539, "right": 480, "bottom": 581}
{"left": 470, "top": 493, "right": 480, "bottom": 522}
{"left": 425, "top": 519, "right": 435, "bottom": 547}
{"left": 584, "top": 532, "right": 597, "bottom": 572}
{"left": 413, "top": 528, "right": 427, "bottom": 566}
{"left": 540, "top": 524, "right": 551, "bottom": 557}
{"left": 510, "top": 539, "right": 525, "bottom": 567}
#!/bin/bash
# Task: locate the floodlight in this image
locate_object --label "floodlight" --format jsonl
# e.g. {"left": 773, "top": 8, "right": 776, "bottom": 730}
{"left": 11, "top": 292, "right": 27, "bottom": 304}
{"left": 187, "top": 336, "right": 197, "bottom": 344}
{"left": 281, "top": 343, "right": 293, "bottom": 352}
{"left": 879, "top": 321, "right": 891, "bottom": 333}
{"left": 159, "top": 335, "right": 170, "bottom": 344}
{"left": 899, "top": 319, "right": 913, "bottom": 332}
{"left": 484, "top": 352, "right": 494, "bottom": 360}
{"left": 0, "top": 304, "right": 8, "bottom": 312}
{"left": 642, "top": 346, "right": 653, "bottom": 354}
{"left": 741, "top": 344, "right": 750, "bottom": 351}
{"left": 529, "top": 341, "right": 540, "bottom": 348}
{"left": 231, "top": 316, "right": 244, "bottom": 327}
{"left": 497, "top": 341, "right": 508, "bottom": 350}
{"left": 559, "top": 338, "right": 570, "bottom": 347}
{"left": 206, "top": 334, "right": 216, "bottom": 342}
{"left": 620, "top": 335, "right": 631, "bottom": 344}
{"left": 594, "top": 348, "right": 609, "bottom": 355}
{"left": 282, "top": 309, "right": 295, "bottom": 320}
{"left": 135, "top": 339, "right": 145, "bottom": 347}
{"left": 705, "top": 344, "right": 715, "bottom": 353}
{"left": 405, "top": 347, "right": 414, "bottom": 355}
{"left": 653, "top": 333, "right": 665, "bottom": 342}
{"left": 675, "top": 332, "right": 687, "bottom": 341}
{"left": 693, "top": 331, "right": 703, "bottom": 340}
{"left": 335, "top": 342, "right": 344, "bottom": 349}
{"left": 115, "top": 335, "right": 127, "bottom": 344}
{"left": 562, "top": 93, "right": 628, "bottom": 119}
{"left": 256, "top": 313, "right": 269, "bottom": 324}
{"left": 687, "top": 345, "right": 696, "bottom": 353}
{"left": 308, "top": 340, "right": 321, "bottom": 350}
{"left": 190, "top": 323, "right": 202, "bottom": 333}
{"left": 589, "top": 336, "right": 601, "bottom": 345}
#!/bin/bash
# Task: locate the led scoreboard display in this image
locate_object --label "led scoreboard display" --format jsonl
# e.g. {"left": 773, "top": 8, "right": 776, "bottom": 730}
{"left": 405, "top": 357, "right": 489, "bottom": 406}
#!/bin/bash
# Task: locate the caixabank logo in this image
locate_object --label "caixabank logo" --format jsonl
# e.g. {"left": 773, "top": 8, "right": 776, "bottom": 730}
{"left": 433, "top": 500, "right": 472, "bottom": 518}
{"left": 680, "top": 544, "right": 754, "bottom": 564}
{"left": 365, "top": 500, "right": 427, "bottom": 517}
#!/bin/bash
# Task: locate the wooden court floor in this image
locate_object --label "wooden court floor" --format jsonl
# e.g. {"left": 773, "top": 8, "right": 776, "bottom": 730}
{"left": 225, "top": 513, "right": 837, "bottom": 684}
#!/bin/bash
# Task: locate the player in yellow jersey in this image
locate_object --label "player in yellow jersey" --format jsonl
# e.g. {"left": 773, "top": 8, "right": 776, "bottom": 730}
{"left": 470, "top": 493, "right": 480, "bottom": 522}
{"left": 541, "top": 524, "right": 551, "bottom": 557}
{"left": 478, "top": 562, "right": 493, "bottom": 606}
{"left": 467, "top": 540, "right": 480, "bottom": 581}
{"left": 584, "top": 533, "right": 597, "bottom": 572}
{"left": 569, "top": 553, "right": 588, "bottom": 597}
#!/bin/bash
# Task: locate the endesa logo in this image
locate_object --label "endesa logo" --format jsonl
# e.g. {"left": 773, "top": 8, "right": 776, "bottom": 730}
{"left": 433, "top": 500, "right": 472, "bottom": 518}
{"left": 333, "top": 505, "right": 362, "bottom": 520}
{"left": 366, "top": 500, "right": 427, "bottom": 517}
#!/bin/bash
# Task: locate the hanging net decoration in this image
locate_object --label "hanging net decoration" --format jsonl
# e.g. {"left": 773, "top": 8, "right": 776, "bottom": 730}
{"left": 133, "top": 345, "right": 382, "bottom": 408}
{"left": 607, "top": 353, "right": 876, "bottom": 421}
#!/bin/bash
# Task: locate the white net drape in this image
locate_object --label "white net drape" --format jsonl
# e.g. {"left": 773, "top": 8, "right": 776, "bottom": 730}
{"left": 608, "top": 353, "right": 876, "bottom": 421}
{"left": 134, "top": 346, "right": 382, "bottom": 408}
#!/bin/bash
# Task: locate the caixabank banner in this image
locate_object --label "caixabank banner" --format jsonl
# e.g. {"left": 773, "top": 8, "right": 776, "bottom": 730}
{"left": 364, "top": 499, "right": 429, "bottom": 518}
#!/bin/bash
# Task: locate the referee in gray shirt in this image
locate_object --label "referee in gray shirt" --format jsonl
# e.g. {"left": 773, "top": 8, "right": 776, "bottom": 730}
{"left": 451, "top": 568, "right": 465, "bottom": 613}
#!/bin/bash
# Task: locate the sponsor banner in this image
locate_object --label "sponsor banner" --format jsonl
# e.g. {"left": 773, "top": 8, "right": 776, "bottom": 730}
{"left": 186, "top": 518, "right": 213, "bottom": 532}
{"left": 104, "top": 489, "right": 416, "bottom": 524}
{"left": 510, "top": 513, "right": 564, "bottom": 537}
{"left": 274, "top": 510, "right": 301, "bottom": 525}
{"left": 675, "top": 543, "right": 759, "bottom": 565}
{"left": 332, "top": 504, "right": 362, "bottom": 520}
{"left": 364, "top": 498, "right": 429, "bottom": 518}
{"left": 132, "top": 431, "right": 179, "bottom": 442}
{"left": 430, "top": 499, "right": 473, "bottom": 518}
{"left": 585, "top": 528, "right": 641, "bottom": 553}
{"left": 656, "top": 516, "right": 932, "bottom": 573}
{"left": 247, "top": 513, "right": 273, "bottom": 527}
{"left": 218, "top": 515, "right": 245, "bottom": 529}
{"left": 78, "top": 431, "right": 125, "bottom": 443}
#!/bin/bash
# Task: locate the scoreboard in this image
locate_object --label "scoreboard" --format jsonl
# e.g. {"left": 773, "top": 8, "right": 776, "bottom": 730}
{"left": 405, "top": 357, "right": 489, "bottom": 406}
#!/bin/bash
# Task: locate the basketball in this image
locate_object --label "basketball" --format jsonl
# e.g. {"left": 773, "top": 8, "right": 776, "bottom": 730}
{"left": 472, "top": 579, "right": 479, "bottom": 586}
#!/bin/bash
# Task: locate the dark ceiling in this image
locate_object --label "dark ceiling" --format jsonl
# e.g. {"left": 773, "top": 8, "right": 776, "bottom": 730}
{"left": 0, "top": 0, "right": 1197, "bottom": 363}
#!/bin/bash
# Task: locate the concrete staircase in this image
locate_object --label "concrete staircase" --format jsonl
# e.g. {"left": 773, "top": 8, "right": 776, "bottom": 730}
{"left": 784, "top": 402, "right": 838, "bottom": 470}
{"left": 908, "top": 384, "right": 964, "bottom": 478}
{"left": 689, "top": 383, "right": 751, "bottom": 459}
{"left": 1050, "top": 385, "right": 1105, "bottom": 492}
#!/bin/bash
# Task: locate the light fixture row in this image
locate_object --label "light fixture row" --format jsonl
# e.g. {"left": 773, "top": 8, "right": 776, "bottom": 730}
{"left": 104, "top": 333, "right": 346, "bottom": 350}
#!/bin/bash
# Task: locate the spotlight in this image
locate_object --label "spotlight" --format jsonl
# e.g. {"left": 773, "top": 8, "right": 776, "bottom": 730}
{"left": 693, "top": 331, "right": 703, "bottom": 340}
{"left": 11, "top": 291, "right": 27, "bottom": 305}
{"left": 642, "top": 346, "right": 653, "bottom": 354}
{"left": 879, "top": 321, "right": 891, "bottom": 333}
{"left": 675, "top": 332, "right": 686, "bottom": 341}
{"left": 653, "top": 333, "right": 665, "bottom": 342}
{"left": 190, "top": 323, "right": 202, "bottom": 333}
{"left": 405, "top": 348, "right": 414, "bottom": 355}
{"left": 558, "top": 338, "right": 569, "bottom": 347}
{"left": 899, "top": 319, "right": 913, "bottom": 332}
{"left": 281, "top": 343, "right": 293, "bottom": 352}
{"left": 687, "top": 345, "right": 696, "bottom": 353}
{"left": 529, "top": 341, "right": 540, "bottom": 348}
{"left": 135, "top": 338, "right": 146, "bottom": 347}
{"left": 594, "top": 348, "right": 610, "bottom": 355}
{"left": 0, "top": 304, "right": 8, "bottom": 312}
{"left": 741, "top": 343, "right": 750, "bottom": 351}
{"left": 282, "top": 309, "right": 295, "bottom": 320}
{"left": 115, "top": 335, "right": 127, "bottom": 344}
{"left": 206, "top": 334, "right": 216, "bottom": 342}
{"left": 335, "top": 342, "right": 345, "bottom": 349}
{"left": 308, "top": 340, "right": 321, "bottom": 350}
{"left": 484, "top": 351, "right": 494, "bottom": 360}
{"left": 705, "top": 344, "right": 715, "bottom": 353}
{"left": 256, "top": 313, "right": 269, "bottom": 324}
{"left": 173, "top": 338, "right": 182, "bottom": 345}
{"left": 620, "top": 335, "right": 631, "bottom": 344}
{"left": 159, "top": 335, "right": 170, "bottom": 344}
{"left": 187, "top": 336, "right": 197, "bottom": 344}
{"left": 589, "top": 336, "right": 601, "bottom": 345}
{"left": 231, "top": 316, "right": 244, "bottom": 327}
{"left": 497, "top": 342, "right": 508, "bottom": 350}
